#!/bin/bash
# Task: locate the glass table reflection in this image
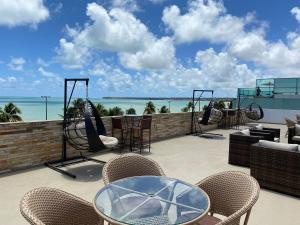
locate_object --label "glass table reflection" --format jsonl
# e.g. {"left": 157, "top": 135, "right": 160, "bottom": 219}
{"left": 94, "top": 176, "right": 210, "bottom": 225}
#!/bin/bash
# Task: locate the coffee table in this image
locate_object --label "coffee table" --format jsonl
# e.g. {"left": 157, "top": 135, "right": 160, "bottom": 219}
{"left": 94, "top": 176, "right": 210, "bottom": 225}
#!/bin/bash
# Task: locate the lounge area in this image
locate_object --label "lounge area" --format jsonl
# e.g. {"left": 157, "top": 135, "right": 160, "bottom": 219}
{"left": 1, "top": 123, "right": 300, "bottom": 225}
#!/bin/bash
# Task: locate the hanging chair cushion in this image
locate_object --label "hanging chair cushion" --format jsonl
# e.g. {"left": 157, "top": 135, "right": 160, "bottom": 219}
{"left": 245, "top": 110, "right": 260, "bottom": 120}
{"left": 209, "top": 108, "right": 223, "bottom": 123}
{"left": 255, "top": 124, "right": 264, "bottom": 130}
{"left": 65, "top": 122, "right": 88, "bottom": 145}
{"left": 99, "top": 135, "right": 118, "bottom": 148}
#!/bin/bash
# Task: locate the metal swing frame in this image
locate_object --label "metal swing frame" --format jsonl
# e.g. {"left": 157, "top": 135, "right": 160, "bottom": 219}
{"left": 190, "top": 89, "right": 223, "bottom": 138}
{"left": 45, "top": 78, "right": 106, "bottom": 179}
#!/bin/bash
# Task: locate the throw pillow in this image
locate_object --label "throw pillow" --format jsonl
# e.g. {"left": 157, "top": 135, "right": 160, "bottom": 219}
{"left": 258, "top": 140, "right": 298, "bottom": 151}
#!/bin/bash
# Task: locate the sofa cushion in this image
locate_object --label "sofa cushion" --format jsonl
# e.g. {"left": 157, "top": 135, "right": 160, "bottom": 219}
{"left": 292, "top": 135, "right": 300, "bottom": 142}
{"left": 258, "top": 140, "right": 298, "bottom": 151}
{"left": 240, "top": 129, "right": 250, "bottom": 136}
{"left": 255, "top": 124, "right": 264, "bottom": 130}
{"left": 295, "top": 124, "right": 300, "bottom": 136}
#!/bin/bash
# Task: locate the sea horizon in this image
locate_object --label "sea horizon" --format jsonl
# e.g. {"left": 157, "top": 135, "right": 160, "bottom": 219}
{"left": 0, "top": 96, "right": 210, "bottom": 122}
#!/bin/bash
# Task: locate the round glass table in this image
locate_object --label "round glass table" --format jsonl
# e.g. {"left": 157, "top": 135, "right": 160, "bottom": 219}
{"left": 94, "top": 176, "right": 210, "bottom": 225}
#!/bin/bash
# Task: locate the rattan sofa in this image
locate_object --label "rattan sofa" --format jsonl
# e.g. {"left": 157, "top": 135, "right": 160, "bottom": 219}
{"left": 250, "top": 143, "right": 300, "bottom": 197}
{"left": 229, "top": 131, "right": 274, "bottom": 167}
{"left": 288, "top": 126, "right": 300, "bottom": 144}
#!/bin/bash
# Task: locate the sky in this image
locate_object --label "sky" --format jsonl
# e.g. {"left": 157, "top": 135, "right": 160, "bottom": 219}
{"left": 1, "top": 0, "right": 300, "bottom": 98}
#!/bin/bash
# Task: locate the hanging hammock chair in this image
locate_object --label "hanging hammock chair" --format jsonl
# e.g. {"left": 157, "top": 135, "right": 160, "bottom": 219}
{"left": 196, "top": 102, "right": 223, "bottom": 137}
{"left": 199, "top": 102, "right": 223, "bottom": 125}
{"left": 64, "top": 100, "right": 118, "bottom": 152}
{"left": 244, "top": 103, "right": 264, "bottom": 121}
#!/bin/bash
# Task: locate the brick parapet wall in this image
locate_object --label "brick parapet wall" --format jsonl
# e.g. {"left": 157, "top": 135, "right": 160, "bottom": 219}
{"left": 0, "top": 112, "right": 221, "bottom": 173}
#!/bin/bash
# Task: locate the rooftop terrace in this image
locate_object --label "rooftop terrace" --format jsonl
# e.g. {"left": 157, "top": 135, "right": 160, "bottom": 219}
{"left": 1, "top": 123, "right": 299, "bottom": 225}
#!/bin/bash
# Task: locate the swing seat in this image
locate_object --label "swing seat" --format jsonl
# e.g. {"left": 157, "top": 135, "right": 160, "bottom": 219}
{"left": 99, "top": 135, "right": 118, "bottom": 148}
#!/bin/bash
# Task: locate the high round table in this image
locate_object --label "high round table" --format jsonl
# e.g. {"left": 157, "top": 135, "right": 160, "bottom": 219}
{"left": 94, "top": 176, "right": 210, "bottom": 225}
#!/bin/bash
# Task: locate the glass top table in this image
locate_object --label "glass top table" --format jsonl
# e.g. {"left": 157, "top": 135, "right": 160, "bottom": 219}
{"left": 94, "top": 176, "right": 210, "bottom": 225}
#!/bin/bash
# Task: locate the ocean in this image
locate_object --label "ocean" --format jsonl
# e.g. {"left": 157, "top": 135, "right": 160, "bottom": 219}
{"left": 0, "top": 96, "right": 208, "bottom": 122}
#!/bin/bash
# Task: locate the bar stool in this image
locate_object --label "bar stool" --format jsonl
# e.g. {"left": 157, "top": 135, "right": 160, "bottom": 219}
{"left": 132, "top": 117, "right": 152, "bottom": 154}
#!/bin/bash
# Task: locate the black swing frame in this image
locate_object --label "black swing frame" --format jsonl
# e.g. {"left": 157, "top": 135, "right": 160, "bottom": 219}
{"left": 45, "top": 78, "right": 106, "bottom": 178}
{"left": 190, "top": 89, "right": 223, "bottom": 137}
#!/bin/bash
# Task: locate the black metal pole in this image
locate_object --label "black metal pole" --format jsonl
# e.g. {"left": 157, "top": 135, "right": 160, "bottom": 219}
{"left": 63, "top": 79, "right": 67, "bottom": 161}
{"left": 191, "top": 90, "right": 195, "bottom": 134}
{"left": 41, "top": 96, "right": 50, "bottom": 120}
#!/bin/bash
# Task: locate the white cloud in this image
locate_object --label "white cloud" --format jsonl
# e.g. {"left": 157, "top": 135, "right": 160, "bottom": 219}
{"left": 38, "top": 67, "right": 63, "bottom": 85}
{"left": 55, "top": 38, "right": 90, "bottom": 69}
{"left": 161, "top": 0, "right": 300, "bottom": 78}
{"left": 111, "top": 0, "right": 139, "bottom": 12}
{"left": 195, "top": 48, "right": 258, "bottom": 89}
{"left": 78, "top": 3, "right": 153, "bottom": 52}
{"left": 56, "top": 3, "right": 175, "bottom": 70}
{"left": 88, "top": 47, "right": 259, "bottom": 96}
{"left": 0, "top": 0, "right": 49, "bottom": 28}
{"left": 149, "top": 0, "right": 167, "bottom": 4}
{"left": 135, "top": 48, "right": 259, "bottom": 96}
{"left": 37, "top": 58, "right": 50, "bottom": 67}
{"left": 88, "top": 62, "right": 134, "bottom": 92}
{"left": 119, "top": 37, "right": 175, "bottom": 70}
{"left": 162, "top": 0, "right": 247, "bottom": 44}
{"left": 0, "top": 76, "right": 20, "bottom": 89}
{"left": 8, "top": 57, "right": 26, "bottom": 71}
{"left": 291, "top": 7, "right": 300, "bottom": 23}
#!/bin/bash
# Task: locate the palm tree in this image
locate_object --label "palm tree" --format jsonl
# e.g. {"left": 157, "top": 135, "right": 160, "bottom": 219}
{"left": 126, "top": 107, "right": 136, "bottom": 115}
{"left": 95, "top": 103, "right": 108, "bottom": 116}
{"left": 181, "top": 101, "right": 193, "bottom": 112}
{"left": 159, "top": 105, "right": 169, "bottom": 113}
{"left": 108, "top": 107, "right": 124, "bottom": 116}
{"left": 0, "top": 102, "right": 22, "bottom": 122}
{"left": 213, "top": 100, "right": 225, "bottom": 110}
{"left": 144, "top": 101, "right": 156, "bottom": 114}
{"left": 66, "top": 98, "right": 86, "bottom": 117}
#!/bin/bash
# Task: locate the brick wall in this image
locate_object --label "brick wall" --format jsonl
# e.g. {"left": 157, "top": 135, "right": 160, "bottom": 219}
{"left": 0, "top": 112, "right": 220, "bottom": 173}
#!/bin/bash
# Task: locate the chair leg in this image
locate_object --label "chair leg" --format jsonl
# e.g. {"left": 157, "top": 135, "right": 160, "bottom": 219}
{"left": 243, "top": 209, "right": 252, "bottom": 225}
{"left": 140, "top": 130, "right": 143, "bottom": 154}
{"left": 149, "top": 130, "right": 151, "bottom": 152}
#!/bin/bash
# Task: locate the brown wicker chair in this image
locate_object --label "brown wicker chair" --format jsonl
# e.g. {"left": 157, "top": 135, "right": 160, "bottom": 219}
{"left": 102, "top": 153, "right": 165, "bottom": 185}
{"left": 194, "top": 171, "right": 260, "bottom": 225}
{"left": 250, "top": 143, "right": 300, "bottom": 197}
{"left": 20, "top": 187, "right": 103, "bottom": 225}
{"left": 229, "top": 131, "right": 273, "bottom": 167}
{"left": 132, "top": 117, "right": 152, "bottom": 153}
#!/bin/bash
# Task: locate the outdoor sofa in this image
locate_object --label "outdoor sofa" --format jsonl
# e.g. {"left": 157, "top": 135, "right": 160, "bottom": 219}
{"left": 288, "top": 124, "right": 300, "bottom": 144}
{"left": 250, "top": 141, "right": 300, "bottom": 197}
{"left": 229, "top": 129, "right": 274, "bottom": 167}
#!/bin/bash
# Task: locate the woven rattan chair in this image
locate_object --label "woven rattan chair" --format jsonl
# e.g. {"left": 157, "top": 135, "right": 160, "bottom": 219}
{"left": 194, "top": 171, "right": 260, "bottom": 225}
{"left": 20, "top": 187, "right": 103, "bottom": 225}
{"left": 102, "top": 153, "right": 165, "bottom": 185}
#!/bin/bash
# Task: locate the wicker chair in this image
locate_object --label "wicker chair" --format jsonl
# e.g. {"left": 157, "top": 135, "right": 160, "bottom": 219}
{"left": 194, "top": 171, "right": 260, "bottom": 225}
{"left": 20, "top": 187, "right": 103, "bottom": 225}
{"left": 102, "top": 153, "right": 165, "bottom": 185}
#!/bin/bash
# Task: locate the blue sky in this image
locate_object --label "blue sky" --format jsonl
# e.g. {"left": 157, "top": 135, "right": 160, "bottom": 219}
{"left": 1, "top": 0, "right": 300, "bottom": 98}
